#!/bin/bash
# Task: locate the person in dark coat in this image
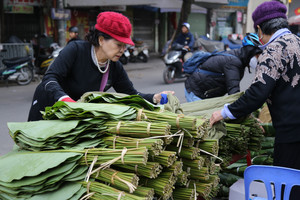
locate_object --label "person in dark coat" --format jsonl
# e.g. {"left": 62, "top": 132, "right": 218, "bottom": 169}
{"left": 184, "top": 33, "right": 262, "bottom": 102}
{"left": 67, "top": 26, "right": 81, "bottom": 44}
{"left": 210, "top": 1, "right": 300, "bottom": 198}
{"left": 28, "top": 11, "right": 173, "bottom": 121}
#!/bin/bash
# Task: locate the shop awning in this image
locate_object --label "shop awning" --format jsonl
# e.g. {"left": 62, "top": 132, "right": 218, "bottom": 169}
{"left": 193, "top": 0, "right": 228, "bottom": 9}
{"left": 151, "top": 0, "right": 206, "bottom": 13}
{"left": 64, "top": 0, "right": 157, "bottom": 7}
{"left": 288, "top": 15, "right": 300, "bottom": 25}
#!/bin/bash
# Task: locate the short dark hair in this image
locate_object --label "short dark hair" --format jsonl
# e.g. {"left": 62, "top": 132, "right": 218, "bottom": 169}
{"left": 255, "top": 18, "right": 288, "bottom": 35}
{"left": 85, "top": 27, "right": 113, "bottom": 46}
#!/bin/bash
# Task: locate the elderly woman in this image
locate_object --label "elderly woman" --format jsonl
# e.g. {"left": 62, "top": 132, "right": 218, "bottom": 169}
{"left": 28, "top": 11, "right": 173, "bottom": 121}
{"left": 210, "top": 1, "right": 300, "bottom": 199}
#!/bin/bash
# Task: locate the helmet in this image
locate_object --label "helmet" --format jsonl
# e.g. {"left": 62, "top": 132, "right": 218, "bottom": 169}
{"left": 69, "top": 26, "right": 79, "bottom": 33}
{"left": 242, "top": 33, "right": 261, "bottom": 47}
{"left": 182, "top": 22, "right": 190, "bottom": 30}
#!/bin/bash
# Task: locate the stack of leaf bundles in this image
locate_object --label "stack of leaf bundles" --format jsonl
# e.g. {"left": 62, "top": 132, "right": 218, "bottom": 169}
{"left": 78, "top": 92, "right": 161, "bottom": 111}
{"left": 42, "top": 101, "right": 137, "bottom": 121}
{"left": 0, "top": 151, "right": 86, "bottom": 200}
{"left": 7, "top": 119, "right": 107, "bottom": 151}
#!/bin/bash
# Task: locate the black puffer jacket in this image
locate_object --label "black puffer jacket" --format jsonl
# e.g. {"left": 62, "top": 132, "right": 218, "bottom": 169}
{"left": 185, "top": 46, "right": 261, "bottom": 99}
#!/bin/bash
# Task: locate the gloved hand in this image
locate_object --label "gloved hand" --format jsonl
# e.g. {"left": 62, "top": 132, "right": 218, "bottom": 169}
{"left": 160, "top": 93, "right": 168, "bottom": 104}
{"left": 61, "top": 97, "right": 76, "bottom": 102}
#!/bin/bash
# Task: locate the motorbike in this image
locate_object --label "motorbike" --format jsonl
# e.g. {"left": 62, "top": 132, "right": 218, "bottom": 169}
{"left": 34, "top": 43, "right": 63, "bottom": 75}
{"left": 128, "top": 38, "right": 149, "bottom": 63}
{"left": 119, "top": 46, "right": 130, "bottom": 65}
{"left": 163, "top": 43, "right": 192, "bottom": 84}
{"left": 0, "top": 49, "right": 34, "bottom": 85}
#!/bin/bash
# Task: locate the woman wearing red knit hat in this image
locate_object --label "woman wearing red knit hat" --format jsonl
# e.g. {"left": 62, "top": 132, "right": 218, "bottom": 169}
{"left": 210, "top": 1, "right": 300, "bottom": 198}
{"left": 28, "top": 11, "right": 174, "bottom": 121}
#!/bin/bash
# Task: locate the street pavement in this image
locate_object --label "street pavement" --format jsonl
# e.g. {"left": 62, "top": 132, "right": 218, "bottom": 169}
{"left": 0, "top": 53, "right": 254, "bottom": 156}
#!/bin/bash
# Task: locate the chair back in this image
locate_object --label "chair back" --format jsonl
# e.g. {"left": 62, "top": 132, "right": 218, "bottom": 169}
{"left": 244, "top": 165, "right": 300, "bottom": 200}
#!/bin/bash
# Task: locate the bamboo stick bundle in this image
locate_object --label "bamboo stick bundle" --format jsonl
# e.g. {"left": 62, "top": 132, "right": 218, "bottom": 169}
{"left": 180, "top": 127, "right": 203, "bottom": 139}
{"left": 167, "top": 161, "right": 183, "bottom": 176}
{"left": 78, "top": 147, "right": 148, "bottom": 167}
{"left": 158, "top": 171, "right": 178, "bottom": 186}
{"left": 102, "top": 135, "right": 164, "bottom": 156}
{"left": 172, "top": 135, "right": 195, "bottom": 147}
{"left": 223, "top": 123, "right": 249, "bottom": 154}
{"left": 91, "top": 168, "right": 139, "bottom": 193}
{"left": 140, "top": 177, "right": 174, "bottom": 200}
{"left": 104, "top": 121, "right": 171, "bottom": 140}
{"left": 115, "top": 162, "right": 163, "bottom": 179}
{"left": 240, "top": 117, "right": 264, "bottom": 151}
{"left": 152, "top": 150, "right": 177, "bottom": 167}
{"left": 193, "top": 181, "right": 213, "bottom": 200}
{"left": 175, "top": 170, "right": 190, "bottom": 186}
{"left": 172, "top": 187, "right": 198, "bottom": 200}
{"left": 167, "top": 145, "right": 200, "bottom": 160}
{"left": 181, "top": 157, "right": 205, "bottom": 170}
{"left": 81, "top": 181, "right": 146, "bottom": 200}
{"left": 132, "top": 186, "right": 155, "bottom": 200}
{"left": 137, "top": 109, "right": 198, "bottom": 131}
{"left": 197, "top": 139, "right": 219, "bottom": 156}
{"left": 189, "top": 167, "right": 210, "bottom": 181}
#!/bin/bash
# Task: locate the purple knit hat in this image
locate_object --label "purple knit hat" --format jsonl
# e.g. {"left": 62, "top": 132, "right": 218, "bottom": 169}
{"left": 252, "top": 1, "right": 287, "bottom": 29}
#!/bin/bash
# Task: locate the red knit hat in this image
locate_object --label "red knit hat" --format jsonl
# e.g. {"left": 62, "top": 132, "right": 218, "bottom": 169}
{"left": 95, "top": 11, "right": 134, "bottom": 46}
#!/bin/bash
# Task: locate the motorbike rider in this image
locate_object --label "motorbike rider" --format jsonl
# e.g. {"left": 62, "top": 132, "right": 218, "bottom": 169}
{"left": 67, "top": 26, "right": 80, "bottom": 44}
{"left": 28, "top": 11, "right": 174, "bottom": 121}
{"left": 174, "top": 23, "right": 195, "bottom": 51}
{"left": 184, "top": 33, "right": 262, "bottom": 102}
{"left": 171, "top": 23, "right": 195, "bottom": 77}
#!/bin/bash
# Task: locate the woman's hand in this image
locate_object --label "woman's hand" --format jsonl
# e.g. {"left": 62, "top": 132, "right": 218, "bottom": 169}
{"left": 210, "top": 110, "right": 224, "bottom": 127}
{"left": 153, "top": 91, "right": 175, "bottom": 104}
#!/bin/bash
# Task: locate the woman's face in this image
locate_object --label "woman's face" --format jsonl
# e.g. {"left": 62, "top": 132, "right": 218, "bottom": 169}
{"left": 100, "top": 37, "right": 127, "bottom": 62}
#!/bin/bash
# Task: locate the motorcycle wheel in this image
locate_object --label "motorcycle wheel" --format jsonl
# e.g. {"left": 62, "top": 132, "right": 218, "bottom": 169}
{"left": 163, "top": 67, "right": 175, "bottom": 84}
{"left": 139, "top": 53, "right": 148, "bottom": 63}
{"left": 119, "top": 56, "right": 129, "bottom": 65}
{"left": 16, "top": 66, "right": 34, "bottom": 85}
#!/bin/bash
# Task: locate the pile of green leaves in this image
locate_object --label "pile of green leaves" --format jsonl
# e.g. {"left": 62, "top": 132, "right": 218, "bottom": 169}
{"left": 42, "top": 101, "right": 137, "bottom": 121}
{"left": 78, "top": 92, "right": 161, "bottom": 111}
{"left": 0, "top": 151, "right": 87, "bottom": 200}
{"left": 8, "top": 119, "right": 107, "bottom": 151}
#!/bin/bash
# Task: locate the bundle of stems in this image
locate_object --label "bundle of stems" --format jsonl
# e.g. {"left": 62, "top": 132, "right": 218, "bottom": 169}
{"left": 240, "top": 117, "right": 264, "bottom": 151}
{"left": 76, "top": 147, "right": 148, "bottom": 168}
{"left": 132, "top": 186, "right": 155, "bottom": 200}
{"left": 102, "top": 135, "right": 164, "bottom": 156}
{"left": 104, "top": 121, "right": 171, "bottom": 139}
{"left": 188, "top": 181, "right": 213, "bottom": 200}
{"left": 180, "top": 128, "right": 203, "bottom": 139}
{"left": 175, "top": 171, "right": 190, "bottom": 186}
{"left": 158, "top": 171, "right": 178, "bottom": 186}
{"left": 92, "top": 168, "right": 139, "bottom": 193}
{"left": 137, "top": 109, "right": 198, "bottom": 131}
{"left": 202, "top": 174, "right": 220, "bottom": 188}
{"left": 197, "top": 139, "right": 219, "bottom": 156}
{"left": 172, "top": 187, "right": 198, "bottom": 200}
{"left": 189, "top": 167, "right": 210, "bottom": 181}
{"left": 220, "top": 123, "right": 249, "bottom": 156}
{"left": 167, "top": 145, "right": 200, "bottom": 160}
{"left": 81, "top": 181, "right": 146, "bottom": 200}
{"left": 140, "top": 177, "right": 174, "bottom": 200}
{"left": 152, "top": 151, "right": 177, "bottom": 167}
{"left": 172, "top": 135, "right": 194, "bottom": 147}
{"left": 164, "top": 161, "right": 183, "bottom": 176}
{"left": 115, "top": 162, "right": 163, "bottom": 179}
{"left": 181, "top": 157, "right": 205, "bottom": 170}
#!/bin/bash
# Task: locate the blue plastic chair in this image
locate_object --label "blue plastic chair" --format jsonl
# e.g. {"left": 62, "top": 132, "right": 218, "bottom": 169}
{"left": 244, "top": 165, "right": 300, "bottom": 200}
